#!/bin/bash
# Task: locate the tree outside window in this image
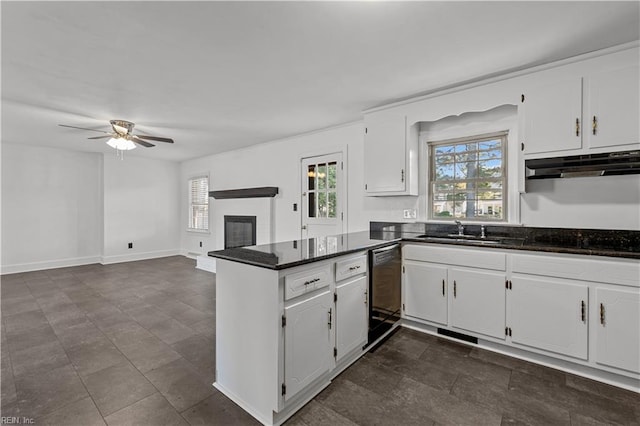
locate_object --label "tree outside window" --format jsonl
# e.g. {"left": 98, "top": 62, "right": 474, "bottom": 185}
{"left": 429, "top": 132, "right": 507, "bottom": 221}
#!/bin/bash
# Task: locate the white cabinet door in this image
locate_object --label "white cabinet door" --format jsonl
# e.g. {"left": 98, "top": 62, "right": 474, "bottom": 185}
{"left": 450, "top": 268, "right": 505, "bottom": 339}
{"left": 335, "top": 275, "right": 367, "bottom": 362}
{"left": 586, "top": 65, "right": 640, "bottom": 150}
{"left": 403, "top": 261, "right": 448, "bottom": 325}
{"left": 363, "top": 113, "right": 407, "bottom": 194}
{"left": 523, "top": 78, "right": 583, "bottom": 155}
{"left": 284, "top": 290, "right": 333, "bottom": 401}
{"left": 510, "top": 276, "right": 588, "bottom": 360}
{"left": 595, "top": 287, "right": 640, "bottom": 374}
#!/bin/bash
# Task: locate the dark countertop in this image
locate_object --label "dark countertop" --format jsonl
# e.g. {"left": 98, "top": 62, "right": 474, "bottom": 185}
{"left": 209, "top": 231, "right": 400, "bottom": 270}
{"left": 209, "top": 225, "right": 640, "bottom": 270}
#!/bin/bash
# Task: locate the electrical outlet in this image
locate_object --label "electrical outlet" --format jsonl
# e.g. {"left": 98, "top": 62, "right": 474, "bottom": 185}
{"left": 403, "top": 209, "right": 417, "bottom": 219}
{"left": 128, "top": 242, "right": 133, "bottom": 249}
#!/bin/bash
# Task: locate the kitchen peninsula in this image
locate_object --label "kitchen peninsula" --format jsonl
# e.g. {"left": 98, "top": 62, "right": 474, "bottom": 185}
{"left": 209, "top": 224, "right": 640, "bottom": 426}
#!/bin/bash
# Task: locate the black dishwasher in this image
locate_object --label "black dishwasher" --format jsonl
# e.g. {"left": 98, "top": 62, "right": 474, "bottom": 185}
{"left": 367, "top": 244, "right": 402, "bottom": 345}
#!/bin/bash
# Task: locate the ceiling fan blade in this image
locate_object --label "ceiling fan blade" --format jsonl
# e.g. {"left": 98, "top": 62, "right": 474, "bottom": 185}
{"left": 59, "top": 124, "right": 111, "bottom": 134}
{"left": 133, "top": 134, "right": 174, "bottom": 143}
{"left": 132, "top": 136, "right": 155, "bottom": 148}
{"left": 87, "top": 135, "right": 113, "bottom": 140}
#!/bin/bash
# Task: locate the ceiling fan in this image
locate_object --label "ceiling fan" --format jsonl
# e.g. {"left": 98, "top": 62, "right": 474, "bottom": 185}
{"left": 59, "top": 119, "right": 174, "bottom": 151}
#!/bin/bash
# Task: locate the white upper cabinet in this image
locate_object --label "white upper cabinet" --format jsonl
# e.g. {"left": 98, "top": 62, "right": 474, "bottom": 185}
{"left": 585, "top": 65, "right": 640, "bottom": 150}
{"left": 522, "top": 78, "right": 583, "bottom": 155}
{"left": 363, "top": 112, "right": 418, "bottom": 196}
{"left": 522, "top": 64, "right": 640, "bottom": 157}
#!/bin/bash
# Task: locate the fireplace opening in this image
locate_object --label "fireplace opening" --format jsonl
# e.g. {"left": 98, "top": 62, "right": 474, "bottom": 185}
{"left": 224, "top": 215, "right": 257, "bottom": 249}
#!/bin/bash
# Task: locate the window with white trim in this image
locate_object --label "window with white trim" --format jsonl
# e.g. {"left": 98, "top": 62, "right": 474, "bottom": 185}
{"left": 188, "top": 176, "right": 209, "bottom": 231}
{"left": 429, "top": 132, "right": 507, "bottom": 221}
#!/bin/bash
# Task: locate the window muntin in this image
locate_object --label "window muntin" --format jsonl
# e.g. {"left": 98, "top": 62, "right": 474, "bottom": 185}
{"left": 429, "top": 132, "right": 507, "bottom": 221}
{"left": 188, "top": 176, "right": 209, "bottom": 231}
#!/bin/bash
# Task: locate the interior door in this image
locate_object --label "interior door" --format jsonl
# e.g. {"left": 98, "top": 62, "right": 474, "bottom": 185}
{"left": 301, "top": 153, "right": 344, "bottom": 239}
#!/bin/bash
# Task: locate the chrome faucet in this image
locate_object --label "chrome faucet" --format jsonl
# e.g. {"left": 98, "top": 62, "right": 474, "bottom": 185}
{"left": 455, "top": 220, "right": 464, "bottom": 236}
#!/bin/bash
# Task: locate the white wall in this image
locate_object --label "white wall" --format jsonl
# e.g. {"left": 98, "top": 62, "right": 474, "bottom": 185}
{"left": 102, "top": 155, "right": 181, "bottom": 263}
{"left": 521, "top": 176, "right": 640, "bottom": 229}
{"left": 1, "top": 144, "right": 182, "bottom": 273}
{"left": 1, "top": 144, "right": 103, "bottom": 273}
{"left": 180, "top": 123, "right": 376, "bottom": 255}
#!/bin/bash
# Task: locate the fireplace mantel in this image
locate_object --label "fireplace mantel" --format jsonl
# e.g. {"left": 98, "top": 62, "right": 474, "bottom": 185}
{"left": 209, "top": 187, "right": 278, "bottom": 200}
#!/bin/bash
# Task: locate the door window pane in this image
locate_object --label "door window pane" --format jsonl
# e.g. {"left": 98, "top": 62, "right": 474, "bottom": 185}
{"left": 308, "top": 192, "right": 316, "bottom": 218}
{"left": 308, "top": 165, "right": 316, "bottom": 191}
{"left": 328, "top": 191, "right": 336, "bottom": 218}
{"left": 318, "top": 192, "right": 327, "bottom": 218}
{"left": 328, "top": 162, "right": 337, "bottom": 189}
{"left": 317, "top": 163, "right": 327, "bottom": 190}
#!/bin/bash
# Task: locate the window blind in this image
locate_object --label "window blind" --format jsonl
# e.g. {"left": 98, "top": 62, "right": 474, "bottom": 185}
{"left": 188, "top": 176, "right": 209, "bottom": 231}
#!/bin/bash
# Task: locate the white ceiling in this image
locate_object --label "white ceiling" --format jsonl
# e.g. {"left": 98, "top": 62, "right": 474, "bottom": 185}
{"left": 2, "top": 1, "right": 639, "bottom": 162}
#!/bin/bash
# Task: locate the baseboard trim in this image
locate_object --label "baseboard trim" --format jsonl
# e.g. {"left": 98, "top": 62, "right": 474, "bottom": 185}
{"left": 100, "top": 249, "right": 181, "bottom": 265}
{"left": 1, "top": 256, "right": 102, "bottom": 275}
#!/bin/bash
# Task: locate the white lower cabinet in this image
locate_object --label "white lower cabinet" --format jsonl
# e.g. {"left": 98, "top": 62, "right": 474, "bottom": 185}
{"left": 283, "top": 290, "right": 333, "bottom": 401}
{"left": 283, "top": 253, "right": 368, "bottom": 403}
{"left": 509, "top": 275, "right": 588, "bottom": 360}
{"left": 403, "top": 261, "right": 448, "bottom": 325}
{"left": 450, "top": 267, "right": 506, "bottom": 340}
{"left": 595, "top": 287, "right": 640, "bottom": 374}
{"left": 335, "top": 275, "right": 368, "bottom": 361}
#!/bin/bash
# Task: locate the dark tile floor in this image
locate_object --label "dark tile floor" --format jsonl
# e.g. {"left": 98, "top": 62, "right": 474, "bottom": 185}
{"left": 1, "top": 256, "right": 638, "bottom": 425}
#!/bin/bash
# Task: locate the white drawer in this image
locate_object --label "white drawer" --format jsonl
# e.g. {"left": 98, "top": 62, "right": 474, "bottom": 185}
{"left": 284, "top": 265, "right": 331, "bottom": 300}
{"left": 335, "top": 255, "right": 367, "bottom": 282}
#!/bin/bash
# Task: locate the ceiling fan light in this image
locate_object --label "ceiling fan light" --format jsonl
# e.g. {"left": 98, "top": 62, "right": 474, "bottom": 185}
{"left": 107, "top": 137, "right": 136, "bottom": 151}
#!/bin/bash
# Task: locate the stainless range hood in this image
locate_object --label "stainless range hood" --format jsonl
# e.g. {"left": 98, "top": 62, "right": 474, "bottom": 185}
{"left": 525, "top": 150, "right": 640, "bottom": 179}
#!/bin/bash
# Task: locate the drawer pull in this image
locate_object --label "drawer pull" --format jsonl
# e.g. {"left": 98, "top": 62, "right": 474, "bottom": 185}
{"left": 348, "top": 265, "right": 361, "bottom": 271}
{"left": 328, "top": 308, "right": 332, "bottom": 329}
{"left": 600, "top": 303, "right": 605, "bottom": 325}
{"left": 581, "top": 300, "right": 586, "bottom": 323}
{"left": 442, "top": 279, "right": 445, "bottom": 296}
{"left": 304, "top": 278, "right": 321, "bottom": 286}
{"left": 453, "top": 281, "right": 457, "bottom": 298}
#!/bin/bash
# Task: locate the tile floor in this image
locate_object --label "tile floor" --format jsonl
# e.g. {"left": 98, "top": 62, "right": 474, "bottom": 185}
{"left": 1, "top": 256, "right": 638, "bottom": 425}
